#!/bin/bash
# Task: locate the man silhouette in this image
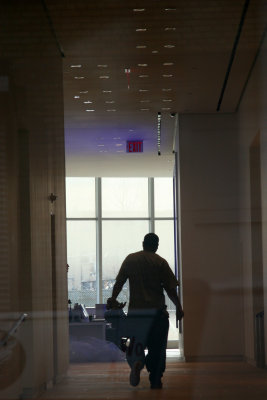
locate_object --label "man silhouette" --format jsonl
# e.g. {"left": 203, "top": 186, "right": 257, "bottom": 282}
{"left": 108, "top": 233, "right": 184, "bottom": 389}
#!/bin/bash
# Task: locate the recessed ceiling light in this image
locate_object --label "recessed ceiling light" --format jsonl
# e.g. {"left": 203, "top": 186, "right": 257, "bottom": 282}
{"left": 165, "top": 8, "right": 176, "bottom": 11}
{"left": 113, "top": 137, "right": 121, "bottom": 139}
{"left": 152, "top": 50, "right": 158, "bottom": 53}
{"left": 136, "top": 28, "right": 147, "bottom": 32}
{"left": 162, "top": 99, "right": 173, "bottom": 102}
{"left": 97, "top": 64, "right": 108, "bottom": 67}
{"left": 86, "top": 109, "right": 95, "bottom": 112}
{"left": 164, "top": 44, "right": 175, "bottom": 48}
{"left": 139, "top": 89, "right": 149, "bottom": 92}
{"left": 99, "top": 76, "right": 109, "bottom": 79}
{"left": 140, "top": 108, "right": 149, "bottom": 111}
{"left": 71, "top": 65, "right": 82, "bottom": 68}
{"left": 107, "top": 109, "right": 116, "bottom": 112}
{"left": 163, "top": 62, "right": 174, "bottom": 66}
{"left": 138, "top": 63, "right": 148, "bottom": 67}
{"left": 97, "top": 144, "right": 105, "bottom": 147}
{"left": 102, "top": 90, "right": 112, "bottom": 93}
{"left": 133, "top": 8, "right": 145, "bottom": 12}
{"left": 74, "top": 76, "right": 85, "bottom": 79}
{"left": 84, "top": 101, "right": 92, "bottom": 103}
{"left": 163, "top": 74, "right": 173, "bottom": 78}
{"left": 162, "top": 107, "right": 171, "bottom": 110}
{"left": 139, "top": 75, "right": 149, "bottom": 78}
{"left": 105, "top": 100, "right": 115, "bottom": 104}
{"left": 164, "top": 27, "right": 176, "bottom": 31}
{"left": 162, "top": 88, "right": 172, "bottom": 91}
{"left": 80, "top": 90, "right": 88, "bottom": 94}
{"left": 74, "top": 96, "right": 80, "bottom": 99}
{"left": 136, "top": 45, "right": 147, "bottom": 49}
{"left": 115, "top": 144, "right": 123, "bottom": 147}
{"left": 129, "top": 129, "right": 134, "bottom": 132}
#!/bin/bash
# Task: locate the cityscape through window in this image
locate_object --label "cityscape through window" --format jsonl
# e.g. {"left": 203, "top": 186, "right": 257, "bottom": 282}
{"left": 66, "top": 177, "right": 178, "bottom": 340}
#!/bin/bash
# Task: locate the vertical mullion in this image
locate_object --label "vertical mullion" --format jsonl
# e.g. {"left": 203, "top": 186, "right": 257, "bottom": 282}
{"left": 148, "top": 177, "right": 155, "bottom": 232}
{"left": 96, "top": 177, "right": 102, "bottom": 303}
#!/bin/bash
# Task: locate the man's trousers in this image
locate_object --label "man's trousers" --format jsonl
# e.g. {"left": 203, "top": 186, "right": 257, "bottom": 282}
{"left": 125, "top": 309, "right": 169, "bottom": 384}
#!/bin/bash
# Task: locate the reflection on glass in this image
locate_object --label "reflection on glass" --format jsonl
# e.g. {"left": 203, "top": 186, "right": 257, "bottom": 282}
{"left": 154, "top": 177, "right": 173, "bottom": 217}
{"left": 102, "top": 220, "right": 149, "bottom": 306}
{"left": 102, "top": 178, "right": 148, "bottom": 217}
{"left": 66, "top": 177, "right": 95, "bottom": 218}
{"left": 67, "top": 221, "right": 96, "bottom": 306}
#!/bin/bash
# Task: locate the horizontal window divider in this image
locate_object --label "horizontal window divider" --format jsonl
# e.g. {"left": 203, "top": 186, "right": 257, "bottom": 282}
{"left": 67, "top": 217, "right": 175, "bottom": 221}
{"left": 154, "top": 217, "right": 175, "bottom": 220}
{"left": 102, "top": 217, "right": 150, "bottom": 221}
{"left": 67, "top": 218, "right": 97, "bottom": 221}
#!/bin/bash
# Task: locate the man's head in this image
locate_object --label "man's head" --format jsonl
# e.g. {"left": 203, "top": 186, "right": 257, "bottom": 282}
{"left": 143, "top": 233, "right": 159, "bottom": 252}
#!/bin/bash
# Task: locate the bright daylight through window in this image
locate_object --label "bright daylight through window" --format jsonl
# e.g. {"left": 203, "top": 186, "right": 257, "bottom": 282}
{"left": 66, "top": 177, "right": 178, "bottom": 340}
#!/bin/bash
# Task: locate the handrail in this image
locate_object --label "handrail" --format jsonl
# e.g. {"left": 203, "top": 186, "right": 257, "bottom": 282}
{"left": 0, "top": 313, "right": 28, "bottom": 348}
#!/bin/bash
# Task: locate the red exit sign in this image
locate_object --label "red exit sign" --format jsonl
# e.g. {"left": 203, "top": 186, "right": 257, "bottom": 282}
{"left": 126, "top": 140, "right": 143, "bottom": 153}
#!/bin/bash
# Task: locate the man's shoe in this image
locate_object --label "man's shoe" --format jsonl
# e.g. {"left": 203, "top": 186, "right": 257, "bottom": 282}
{"left": 150, "top": 380, "right": 163, "bottom": 389}
{"left": 130, "top": 361, "right": 143, "bottom": 387}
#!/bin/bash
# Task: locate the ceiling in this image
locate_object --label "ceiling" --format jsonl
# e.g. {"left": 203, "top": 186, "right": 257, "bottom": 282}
{"left": 1, "top": 0, "right": 267, "bottom": 176}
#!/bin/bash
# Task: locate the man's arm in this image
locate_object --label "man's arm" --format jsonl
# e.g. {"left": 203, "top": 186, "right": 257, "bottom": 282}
{"left": 165, "top": 287, "right": 184, "bottom": 325}
{"left": 107, "top": 262, "right": 128, "bottom": 309}
{"left": 111, "top": 279, "right": 124, "bottom": 300}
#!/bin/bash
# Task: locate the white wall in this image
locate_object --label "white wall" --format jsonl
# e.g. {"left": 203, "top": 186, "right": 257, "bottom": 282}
{"left": 238, "top": 34, "right": 267, "bottom": 365}
{"left": 177, "top": 113, "right": 244, "bottom": 360}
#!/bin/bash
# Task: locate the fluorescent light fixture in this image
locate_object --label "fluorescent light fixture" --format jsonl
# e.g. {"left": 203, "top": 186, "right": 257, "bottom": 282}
{"left": 71, "top": 65, "right": 82, "bottom": 68}
{"left": 157, "top": 112, "right": 161, "bottom": 156}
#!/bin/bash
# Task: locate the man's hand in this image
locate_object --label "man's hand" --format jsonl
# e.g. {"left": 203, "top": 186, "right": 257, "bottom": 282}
{"left": 176, "top": 306, "right": 184, "bottom": 327}
{"left": 106, "top": 297, "right": 126, "bottom": 310}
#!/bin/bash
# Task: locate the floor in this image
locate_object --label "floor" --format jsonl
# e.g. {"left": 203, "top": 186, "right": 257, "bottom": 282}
{"left": 40, "top": 357, "right": 267, "bottom": 400}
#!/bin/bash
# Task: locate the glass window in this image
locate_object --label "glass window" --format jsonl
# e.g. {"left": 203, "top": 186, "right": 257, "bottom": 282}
{"left": 154, "top": 177, "right": 173, "bottom": 217}
{"left": 102, "top": 220, "right": 149, "bottom": 306}
{"left": 67, "top": 220, "right": 97, "bottom": 307}
{"left": 154, "top": 220, "right": 175, "bottom": 272}
{"left": 66, "top": 177, "right": 95, "bottom": 218}
{"left": 102, "top": 178, "right": 148, "bottom": 218}
{"left": 155, "top": 219, "right": 177, "bottom": 340}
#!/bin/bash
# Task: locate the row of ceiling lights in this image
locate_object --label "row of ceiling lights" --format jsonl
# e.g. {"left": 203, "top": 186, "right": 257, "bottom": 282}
{"left": 69, "top": 8, "right": 176, "bottom": 152}
{"left": 71, "top": 64, "right": 174, "bottom": 112}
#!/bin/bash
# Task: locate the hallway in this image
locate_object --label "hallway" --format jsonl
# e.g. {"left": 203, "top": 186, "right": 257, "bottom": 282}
{"left": 40, "top": 359, "right": 267, "bottom": 400}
